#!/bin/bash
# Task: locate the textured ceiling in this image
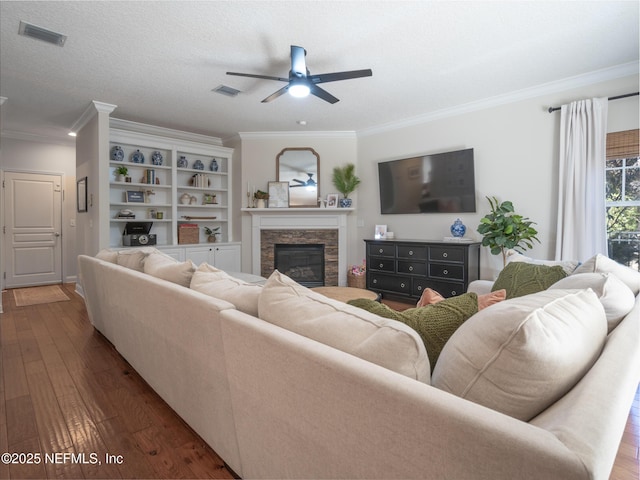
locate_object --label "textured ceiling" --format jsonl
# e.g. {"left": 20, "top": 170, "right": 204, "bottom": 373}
{"left": 0, "top": 1, "right": 638, "bottom": 143}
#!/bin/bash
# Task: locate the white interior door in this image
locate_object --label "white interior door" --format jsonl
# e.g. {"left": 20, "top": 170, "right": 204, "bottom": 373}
{"left": 3, "top": 171, "right": 63, "bottom": 287}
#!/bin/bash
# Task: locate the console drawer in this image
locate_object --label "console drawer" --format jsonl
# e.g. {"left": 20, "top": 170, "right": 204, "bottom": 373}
{"left": 413, "top": 279, "right": 465, "bottom": 298}
{"left": 368, "top": 243, "right": 395, "bottom": 257}
{"left": 429, "top": 246, "right": 465, "bottom": 263}
{"left": 429, "top": 263, "right": 464, "bottom": 281}
{"left": 368, "top": 272, "right": 412, "bottom": 294}
{"left": 397, "top": 261, "right": 427, "bottom": 276}
{"left": 370, "top": 257, "right": 395, "bottom": 272}
{"left": 397, "top": 245, "right": 427, "bottom": 260}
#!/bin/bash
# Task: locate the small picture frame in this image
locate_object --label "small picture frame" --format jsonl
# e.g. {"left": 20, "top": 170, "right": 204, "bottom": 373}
{"left": 126, "top": 190, "right": 145, "bottom": 203}
{"left": 268, "top": 181, "right": 290, "bottom": 208}
{"left": 203, "top": 193, "right": 217, "bottom": 205}
{"left": 375, "top": 224, "right": 387, "bottom": 239}
{"left": 326, "top": 193, "right": 339, "bottom": 208}
{"left": 77, "top": 176, "right": 87, "bottom": 213}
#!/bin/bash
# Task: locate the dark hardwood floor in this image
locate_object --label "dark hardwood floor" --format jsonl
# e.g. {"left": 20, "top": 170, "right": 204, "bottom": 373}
{"left": 0, "top": 285, "right": 637, "bottom": 479}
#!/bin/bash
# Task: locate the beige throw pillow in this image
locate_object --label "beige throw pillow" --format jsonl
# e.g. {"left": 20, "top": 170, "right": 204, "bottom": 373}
{"left": 549, "top": 272, "right": 635, "bottom": 332}
{"left": 432, "top": 289, "right": 607, "bottom": 421}
{"left": 190, "top": 263, "right": 262, "bottom": 316}
{"left": 144, "top": 252, "right": 196, "bottom": 288}
{"left": 258, "top": 270, "right": 431, "bottom": 383}
{"left": 115, "top": 248, "right": 157, "bottom": 271}
{"left": 574, "top": 253, "right": 640, "bottom": 296}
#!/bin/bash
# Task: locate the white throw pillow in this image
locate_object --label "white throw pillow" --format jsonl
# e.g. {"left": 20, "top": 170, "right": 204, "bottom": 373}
{"left": 573, "top": 253, "right": 640, "bottom": 296}
{"left": 144, "top": 252, "right": 196, "bottom": 288}
{"left": 506, "top": 250, "right": 579, "bottom": 275}
{"left": 432, "top": 289, "right": 607, "bottom": 421}
{"left": 95, "top": 249, "right": 118, "bottom": 263}
{"left": 258, "top": 270, "right": 431, "bottom": 383}
{"left": 190, "top": 263, "right": 262, "bottom": 316}
{"left": 549, "top": 273, "right": 635, "bottom": 332}
{"left": 115, "top": 248, "right": 156, "bottom": 271}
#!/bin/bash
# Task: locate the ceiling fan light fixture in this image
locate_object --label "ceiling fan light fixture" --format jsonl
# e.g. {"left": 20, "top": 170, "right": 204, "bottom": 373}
{"left": 289, "top": 83, "right": 310, "bottom": 98}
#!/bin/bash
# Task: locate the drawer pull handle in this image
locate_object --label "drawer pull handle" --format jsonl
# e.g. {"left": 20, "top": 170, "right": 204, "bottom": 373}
{"left": 443, "top": 269, "right": 448, "bottom": 275}
{"left": 443, "top": 252, "right": 448, "bottom": 258}
{"left": 379, "top": 263, "right": 384, "bottom": 268}
{"left": 409, "top": 250, "right": 414, "bottom": 255}
{"left": 400, "top": 283, "right": 405, "bottom": 288}
{"left": 409, "top": 266, "right": 413, "bottom": 272}
{"left": 379, "top": 248, "right": 384, "bottom": 254}
{"left": 373, "top": 279, "right": 378, "bottom": 284}
{"left": 417, "top": 286, "right": 422, "bottom": 291}
{"left": 451, "top": 291, "right": 457, "bottom": 296}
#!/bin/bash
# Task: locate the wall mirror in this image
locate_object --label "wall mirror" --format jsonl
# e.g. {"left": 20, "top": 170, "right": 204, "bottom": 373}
{"left": 276, "top": 147, "right": 320, "bottom": 207}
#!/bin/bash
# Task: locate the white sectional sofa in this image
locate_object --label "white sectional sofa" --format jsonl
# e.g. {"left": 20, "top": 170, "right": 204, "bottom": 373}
{"left": 78, "top": 248, "right": 640, "bottom": 480}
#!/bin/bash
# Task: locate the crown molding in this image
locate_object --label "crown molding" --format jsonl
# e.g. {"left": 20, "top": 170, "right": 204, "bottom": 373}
{"left": 110, "top": 118, "right": 224, "bottom": 146}
{"left": 237, "top": 131, "right": 356, "bottom": 140}
{"left": 70, "top": 100, "right": 117, "bottom": 133}
{"left": 358, "top": 61, "right": 639, "bottom": 137}
{"left": 1, "top": 129, "right": 75, "bottom": 146}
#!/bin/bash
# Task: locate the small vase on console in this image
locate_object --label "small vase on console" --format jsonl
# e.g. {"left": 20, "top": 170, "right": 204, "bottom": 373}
{"left": 450, "top": 218, "right": 466, "bottom": 237}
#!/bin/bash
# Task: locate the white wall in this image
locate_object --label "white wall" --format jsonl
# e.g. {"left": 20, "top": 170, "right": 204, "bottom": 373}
{"left": 235, "top": 132, "right": 358, "bottom": 274}
{"left": 356, "top": 74, "right": 639, "bottom": 280}
{"left": 0, "top": 136, "right": 78, "bottom": 286}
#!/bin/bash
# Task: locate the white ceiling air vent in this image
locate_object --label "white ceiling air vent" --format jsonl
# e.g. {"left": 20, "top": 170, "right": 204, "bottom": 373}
{"left": 212, "top": 85, "right": 241, "bottom": 97}
{"left": 18, "top": 21, "right": 67, "bottom": 46}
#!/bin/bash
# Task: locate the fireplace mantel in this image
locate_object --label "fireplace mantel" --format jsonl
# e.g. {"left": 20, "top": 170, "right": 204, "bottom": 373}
{"left": 242, "top": 208, "right": 354, "bottom": 285}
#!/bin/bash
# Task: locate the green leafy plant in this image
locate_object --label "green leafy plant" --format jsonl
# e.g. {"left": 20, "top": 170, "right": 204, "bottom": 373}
{"left": 204, "top": 226, "right": 220, "bottom": 236}
{"left": 332, "top": 163, "right": 361, "bottom": 198}
{"left": 115, "top": 165, "right": 128, "bottom": 176}
{"left": 477, "top": 196, "right": 540, "bottom": 266}
{"left": 254, "top": 189, "right": 269, "bottom": 200}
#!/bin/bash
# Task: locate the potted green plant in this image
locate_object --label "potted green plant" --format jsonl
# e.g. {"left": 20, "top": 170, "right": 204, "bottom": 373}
{"left": 204, "top": 226, "right": 220, "bottom": 243}
{"left": 115, "top": 165, "right": 128, "bottom": 182}
{"left": 332, "top": 163, "right": 361, "bottom": 207}
{"left": 477, "top": 196, "right": 540, "bottom": 266}
{"left": 254, "top": 189, "right": 269, "bottom": 208}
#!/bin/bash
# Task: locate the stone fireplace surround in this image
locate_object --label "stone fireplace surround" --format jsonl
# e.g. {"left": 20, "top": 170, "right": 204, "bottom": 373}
{"left": 244, "top": 208, "right": 353, "bottom": 286}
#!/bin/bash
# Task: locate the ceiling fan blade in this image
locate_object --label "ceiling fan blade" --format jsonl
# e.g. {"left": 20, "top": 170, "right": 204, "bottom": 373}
{"left": 292, "top": 179, "right": 306, "bottom": 185}
{"left": 226, "top": 72, "right": 289, "bottom": 82}
{"left": 309, "top": 84, "right": 339, "bottom": 104}
{"left": 311, "top": 69, "right": 373, "bottom": 84}
{"left": 261, "top": 85, "right": 289, "bottom": 103}
{"left": 290, "top": 45, "right": 307, "bottom": 78}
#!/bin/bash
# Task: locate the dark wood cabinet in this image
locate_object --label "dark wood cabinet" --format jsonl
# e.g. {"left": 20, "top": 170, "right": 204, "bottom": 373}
{"left": 365, "top": 239, "right": 480, "bottom": 300}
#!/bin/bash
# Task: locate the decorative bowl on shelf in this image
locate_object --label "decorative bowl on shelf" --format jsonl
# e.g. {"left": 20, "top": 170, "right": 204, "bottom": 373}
{"left": 193, "top": 159, "right": 204, "bottom": 170}
{"left": 131, "top": 149, "right": 145, "bottom": 164}
{"left": 111, "top": 145, "right": 124, "bottom": 161}
{"left": 177, "top": 155, "right": 188, "bottom": 168}
{"left": 151, "top": 151, "right": 163, "bottom": 166}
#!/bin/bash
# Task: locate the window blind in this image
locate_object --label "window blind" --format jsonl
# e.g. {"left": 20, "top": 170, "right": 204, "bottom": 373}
{"left": 606, "top": 129, "right": 639, "bottom": 160}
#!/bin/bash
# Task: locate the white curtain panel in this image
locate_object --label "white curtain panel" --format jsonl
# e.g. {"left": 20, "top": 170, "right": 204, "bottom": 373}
{"left": 555, "top": 97, "right": 608, "bottom": 261}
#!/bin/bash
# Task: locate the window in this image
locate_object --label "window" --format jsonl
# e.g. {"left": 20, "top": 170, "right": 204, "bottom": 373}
{"left": 606, "top": 129, "right": 640, "bottom": 270}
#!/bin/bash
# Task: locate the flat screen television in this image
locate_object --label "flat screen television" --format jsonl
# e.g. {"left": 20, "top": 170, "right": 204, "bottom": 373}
{"left": 378, "top": 148, "right": 476, "bottom": 214}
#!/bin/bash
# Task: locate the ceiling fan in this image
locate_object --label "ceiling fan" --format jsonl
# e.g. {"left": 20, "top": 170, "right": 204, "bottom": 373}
{"left": 291, "top": 173, "right": 317, "bottom": 188}
{"left": 227, "top": 45, "right": 372, "bottom": 104}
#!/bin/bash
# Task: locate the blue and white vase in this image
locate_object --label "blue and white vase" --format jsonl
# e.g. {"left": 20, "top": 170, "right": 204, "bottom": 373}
{"left": 111, "top": 145, "right": 124, "bottom": 161}
{"left": 131, "top": 149, "right": 145, "bottom": 164}
{"left": 339, "top": 198, "right": 352, "bottom": 208}
{"left": 210, "top": 159, "right": 219, "bottom": 172}
{"left": 151, "top": 151, "right": 163, "bottom": 165}
{"left": 450, "top": 218, "right": 466, "bottom": 237}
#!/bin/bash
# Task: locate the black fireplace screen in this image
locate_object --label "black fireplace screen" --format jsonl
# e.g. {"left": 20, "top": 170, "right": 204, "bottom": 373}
{"left": 274, "top": 243, "right": 325, "bottom": 287}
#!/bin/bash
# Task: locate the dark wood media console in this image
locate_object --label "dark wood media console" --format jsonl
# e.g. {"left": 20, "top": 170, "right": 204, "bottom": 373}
{"left": 365, "top": 239, "right": 480, "bottom": 300}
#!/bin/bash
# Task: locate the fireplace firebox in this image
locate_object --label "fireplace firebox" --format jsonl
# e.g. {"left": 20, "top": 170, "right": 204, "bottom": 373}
{"left": 274, "top": 244, "right": 325, "bottom": 287}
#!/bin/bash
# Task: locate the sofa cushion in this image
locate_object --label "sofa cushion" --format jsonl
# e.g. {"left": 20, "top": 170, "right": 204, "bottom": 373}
{"left": 144, "top": 252, "right": 196, "bottom": 288}
{"left": 432, "top": 289, "right": 607, "bottom": 421}
{"left": 190, "top": 263, "right": 262, "bottom": 316}
{"left": 549, "top": 272, "right": 635, "bottom": 332}
{"left": 258, "top": 270, "right": 430, "bottom": 383}
{"left": 505, "top": 250, "right": 579, "bottom": 275}
{"left": 349, "top": 293, "right": 478, "bottom": 371}
{"left": 573, "top": 253, "right": 640, "bottom": 296}
{"left": 95, "top": 249, "right": 118, "bottom": 263}
{"left": 492, "top": 261, "right": 567, "bottom": 299}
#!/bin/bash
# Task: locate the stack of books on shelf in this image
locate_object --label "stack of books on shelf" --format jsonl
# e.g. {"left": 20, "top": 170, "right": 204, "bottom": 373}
{"left": 191, "top": 173, "right": 209, "bottom": 188}
{"left": 144, "top": 169, "right": 156, "bottom": 184}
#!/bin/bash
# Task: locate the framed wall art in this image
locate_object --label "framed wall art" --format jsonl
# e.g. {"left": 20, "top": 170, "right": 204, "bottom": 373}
{"left": 268, "top": 181, "right": 290, "bottom": 208}
{"left": 126, "top": 190, "right": 145, "bottom": 203}
{"left": 77, "top": 177, "right": 87, "bottom": 212}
